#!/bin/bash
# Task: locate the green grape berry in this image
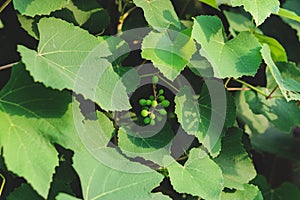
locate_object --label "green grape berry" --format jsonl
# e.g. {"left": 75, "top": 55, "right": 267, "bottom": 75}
{"left": 158, "top": 89, "right": 164, "bottom": 95}
{"left": 149, "top": 95, "right": 155, "bottom": 100}
{"left": 159, "top": 109, "right": 167, "bottom": 115}
{"left": 146, "top": 99, "right": 152, "bottom": 105}
{"left": 152, "top": 75, "right": 159, "bottom": 84}
{"left": 151, "top": 100, "right": 158, "bottom": 107}
{"left": 141, "top": 109, "right": 149, "bottom": 117}
{"left": 144, "top": 117, "right": 151, "bottom": 124}
{"left": 150, "top": 119, "right": 156, "bottom": 125}
{"left": 139, "top": 99, "right": 147, "bottom": 106}
{"left": 161, "top": 100, "right": 170, "bottom": 107}
{"left": 158, "top": 96, "right": 165, "bottom": 101}
{"left": 150, "top": 113, "right": 156, "bottom": 119}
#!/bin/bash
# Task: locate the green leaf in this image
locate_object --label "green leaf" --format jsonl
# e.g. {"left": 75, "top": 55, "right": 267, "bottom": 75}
{"left": 281, "top": 0, "right": 300, "bottom": 41}
{"left": 221, "top": 184, "right": 263, "bottom": 200}
{"left": 214, "top": 128, "right": 257, "bottom": 189}
{"left": 261, "top": 44, "right": 300, "bottom": 101}
{"left": 73, "top": 149, "right": 164, "bottom": 200}
{"left": 56, "top": 193, "right": 81, "bottom": 200}
{"left": 175, "top": 86, "right": 200, "bottom": 136}
{"left": 237, "top": 90, "right": 300, "bottom": 161}
{"left": 252, "top": 176, "right": 300, "bottom": 200}
{"left": 63, "top": 0, "right": 110, "bottom": 34}
{"left": 13, "top": 0, "right": 69, "bottom": 17}
{"left": 141, "top": 29, "right": 196, "bottom": 80}
{"left": 17, "top": 15, "right": 39, "bottom": 39}
{"left": 223, "top": 10, "right": 258, "bottom": 35}
{"left": 175, "top": 82, "right": 236, "bottom": 156}
{"left": 254, "top": 33, "right": 287, "bottom": 62}
{"left": 118, "top": 124, "right": 174, "bottom": 165}
{"left": 278, "top": 8, "right": 300, "bottom": 23}
{"left": 7, "top": 183, "right": 43, "bottom": 200}
{"left": 199, "top": 0, "right": 219, "bottom": 10}
{"left": 245, "top": 89, "right": 300, "bottom": 132}
{"left": 133, "top": 0, "right": 181, "bottom": 30}
{"left": 188, "top": 45, "right": 214, "bottom": 78}
{"left": 166, "top": 148, "right": 224, "bottom": 200}
{"left": 18, "top": 17, "right": 130, "bottom": 111}
{"left": 251, "top": 127, "right": 300, "bottom": 161}
{"left": 231, "top": 0, "right": 280, "bottom": 26}
{"left": 0, "top": 63, "right": 73, "bottom": 198}
{"left": 192, "top": 16, "right": 262, "bottom": 78}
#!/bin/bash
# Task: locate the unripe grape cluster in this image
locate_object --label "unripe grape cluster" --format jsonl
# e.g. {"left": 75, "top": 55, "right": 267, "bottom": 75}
{"left": 138, "top": 75, "right": 170, "bottom": 125}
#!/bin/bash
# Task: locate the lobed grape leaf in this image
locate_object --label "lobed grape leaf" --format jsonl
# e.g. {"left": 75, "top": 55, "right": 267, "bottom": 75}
{"left": 223, "top": 10, "right": 258, "bottom": 36}
{"left": 245, "top": 89, "right": 300, "bottom": 132}
{"left": 238, "top": 88, "right": 300, "bottom": 161}
{"left": 13, "top": 0, "right": 69, "bottom": 17}
{"left": 175, "top": 82, "right": 236, "bottom": 156}
{"left": 0, "top": 63, "right": 75, "bottom": 198}
{"left": 261, "top": 44, "right": 300, "bottom": 101}
{"left": 231, "top": 0, "right": 280, "bottom": 26}
{"left": 73, "top": 148, "right": 164, "bottom": 200}
{"left": 214, "top": 128, "right": 257, "bottom": 189}
{"left": 118, "top": 124, "right": 174, "bottom": 165}
{"left": 166, "top": 148, "right": 224, "bottom": 200}
{"left": 141, "top": 29, "right": 196, "bottom": 80}
{"left": 18, "top": 17, "right": 130, "bottom": 111}
{"left": 133, "top": 0, "right": 181, "bottom": 30}
{"left": 192, "top": 15, "right": 262, "bottom": 78}
{"left": 221, "top": 184, "right": 263, "bottom": 200}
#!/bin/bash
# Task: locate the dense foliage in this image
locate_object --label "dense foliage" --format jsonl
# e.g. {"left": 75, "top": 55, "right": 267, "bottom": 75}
{"left": 0, "top": 0, "right": 300, "bottom": 199}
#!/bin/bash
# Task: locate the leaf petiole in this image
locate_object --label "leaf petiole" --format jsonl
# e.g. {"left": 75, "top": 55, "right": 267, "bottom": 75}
{"left": 233, "top": 78, "right": 268, "bottom": 97}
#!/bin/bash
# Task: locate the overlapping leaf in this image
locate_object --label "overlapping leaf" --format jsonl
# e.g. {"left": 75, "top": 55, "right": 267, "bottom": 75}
{"left": 255, "top": 34, "right": 287, "bottom": 62}
{"left": 221, "top": 184, "right": 263, "bottom": 200}
{"left": 214, "top": 128, "right": 257, "bottom": 189}
{"left": 118, "top": 124, "right": 174, "bottom": 165}
{"left": 7, "top": 184, "right": 43, "bottom": 200}
{"left": 13, "top": 0, "right": 69, "bottom": 17}
{"left": 73, "top": 149, "right": 165, "bottom": 200}
{"left": 18, "top": 17, "right": 130, "bottom": 111}
{"left": 245, "top": 89, "right": 300, "bottom": 132}
{"left": 261, "top": 44, "right": 300, "bottom": 101}
{"left": 0, "top": 63, "right": 75, "bottom": 198}
{"left": 166, "top": 148, "right": 224, "bottom": 200}
{"left": 142, "top": 29, "right": 196, "bottom": 80}
{"left": 192, "top": 16, "right": 262, "bottom": 78}
{"left": 53, "top": 0, "right": 110, "bottom": 34}
{"left": 175, "top": 81, "right": 236, "bottom": 156}
{"left": 231, "top": 0, "right": 280, "bottom": 26}
{"left": 133, "top": 0, "right": 181, "bottom": 30}
{"left": 281, "top": 0, "right": 300, "bottom": 41}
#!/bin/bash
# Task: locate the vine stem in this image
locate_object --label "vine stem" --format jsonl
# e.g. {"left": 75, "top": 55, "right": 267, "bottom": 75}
{"left": 224, "top": 77, "right": 232, "bottom": 88}
{"left": 266, "top": 85, "right": 279, "bottom": 99}
{"left": 0, "top": 62, "right": 17, "bottom": 71}
{"left": 117, "top": 6, "right": 136, "bottom": 33}
{"left": 0, "top": 173, "right": 5, "bottom": 196}
{"left": 233, "top": 78, "right": 268, "bottom": 97}
{"left": 0, "top": 0, "right": 11, "bottom": 13}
